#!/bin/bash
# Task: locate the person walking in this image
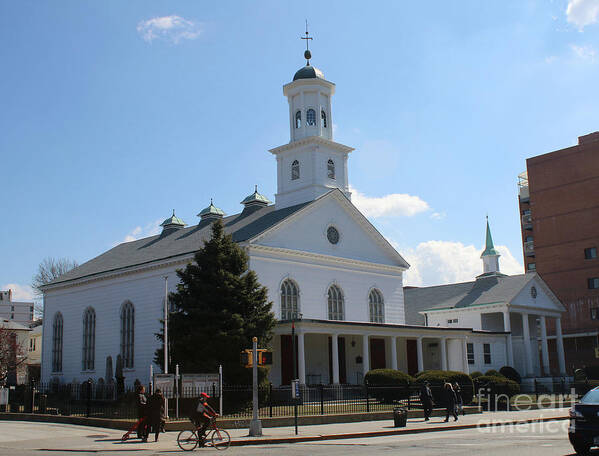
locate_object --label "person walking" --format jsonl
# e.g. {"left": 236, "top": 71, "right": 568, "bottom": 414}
{"left": 443, "top": 382, "right": 458, "bottom": 422}
{"left": 453, "top": 382, "right": 464, "bottom": 416}
{"left": 147, "top": 389, "right": 165, "bottom": 442}
{"left": 420, "top": 381, "right": 434, "bottom": 421}
{"left": 135, "top": 385, "right": 148, "bottom": 442}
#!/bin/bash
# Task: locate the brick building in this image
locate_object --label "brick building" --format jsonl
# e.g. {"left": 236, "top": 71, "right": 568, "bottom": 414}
{"left": 518, "top": 132, "right": 599, "bottom": 373}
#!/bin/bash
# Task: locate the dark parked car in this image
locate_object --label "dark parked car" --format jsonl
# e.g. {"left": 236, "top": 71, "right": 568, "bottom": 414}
{"left": 569, "top": 387, "right": 599, "bottom": 454}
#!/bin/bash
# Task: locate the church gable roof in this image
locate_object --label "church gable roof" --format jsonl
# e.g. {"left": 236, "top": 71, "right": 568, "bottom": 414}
{"left": 46, "top": 201, "right": 314, "bottom": 287}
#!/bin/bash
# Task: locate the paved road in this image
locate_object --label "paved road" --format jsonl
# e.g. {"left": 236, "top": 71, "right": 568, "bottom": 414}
{"left": 0, "top": 420, "right": 588, "bottom": 456}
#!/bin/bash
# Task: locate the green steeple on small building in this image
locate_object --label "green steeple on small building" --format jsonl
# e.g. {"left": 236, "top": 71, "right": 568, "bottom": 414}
{"left": 480, "top": 216, "right": 501, "bottom": 275}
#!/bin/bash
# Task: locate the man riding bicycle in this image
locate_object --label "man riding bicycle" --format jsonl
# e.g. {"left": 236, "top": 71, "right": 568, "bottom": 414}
{"left": 191, "top": 392, "right": 218, "bottom": 446}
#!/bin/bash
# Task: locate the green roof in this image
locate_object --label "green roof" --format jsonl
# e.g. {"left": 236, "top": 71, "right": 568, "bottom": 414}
{"left": 240, "top": 186, "right": 271, "bottom": 206}
{"left": 160, "top": 210, "right": 186, "bottom": 228}
{"left": 481, "top": 218, "right": 500, "bottom": 257}
{"left": 197, "top": 200, "right": 225, "bottom": 218}
{"left": 293, "top": 64, "right": 325, "bottom": 81}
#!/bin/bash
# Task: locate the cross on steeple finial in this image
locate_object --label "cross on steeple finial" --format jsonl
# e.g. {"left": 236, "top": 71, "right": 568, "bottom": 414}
{"left": 301, "top": 20, "right": 313, "bottom": 65}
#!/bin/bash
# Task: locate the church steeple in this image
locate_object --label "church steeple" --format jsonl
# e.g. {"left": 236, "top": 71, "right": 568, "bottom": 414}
{"left": 480, "top": 216, "right": 501, "bottom": 275}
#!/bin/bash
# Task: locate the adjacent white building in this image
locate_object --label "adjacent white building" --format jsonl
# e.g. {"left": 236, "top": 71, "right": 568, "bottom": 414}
{"left": 40, "top": 47, "right": 562, "bottom": 387}
{"left": 0, "top": 290, "right": 34, "bottom": 325}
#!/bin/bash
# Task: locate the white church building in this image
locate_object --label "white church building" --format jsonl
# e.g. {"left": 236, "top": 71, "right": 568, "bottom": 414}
{"left": 41, "top": 46, "right": 565, "bottom": 387}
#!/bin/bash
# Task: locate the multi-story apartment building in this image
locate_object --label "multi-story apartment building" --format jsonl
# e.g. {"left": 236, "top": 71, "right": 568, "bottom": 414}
{"left": 0, "top": 289, "right": 35, "bottom": 324}
{"left": 518, "top": 131, "right": 599, "bottom": 372}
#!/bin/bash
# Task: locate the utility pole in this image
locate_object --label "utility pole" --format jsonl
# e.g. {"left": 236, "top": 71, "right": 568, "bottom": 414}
{"left": 292, "top": 320, "right": 298, "bottom": 435}
{"left": 163, "top": 276, "right": 169, "bottom": 419}
{"left": 249, "top": 337, "right": 262, "bottom": 436}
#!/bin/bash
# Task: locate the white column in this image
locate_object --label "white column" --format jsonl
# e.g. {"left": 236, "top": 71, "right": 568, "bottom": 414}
{"left": 362, "top": 335, "right": 370, "bottom": 378}
{"left": 390, "top": 336, "right": 398, "bottom": 370}
{"left": 440, "top": 338, "right": 447, "bottom": 371}
{"left": 462, "top": 338, "right": 470, "bottom": 374}
{"left": 539, "top": 315, "right": 550, "bottom": 376}
{"left": 556, "top": 317, "right": 566, "bottom": 375}
{"left": 331, "top": 334, "right": 339, "bottom": 384}
{"left": 416, "top": 337, "right": 424, "bottom": 373}
{"left": 503, "top": 310, "right": 514, "bottom": 366}
{"left": 521, "top": 313, "right": 534, "bottom": 376}
{"left": 298, "top": 331, "right": 306, "bottom": 384}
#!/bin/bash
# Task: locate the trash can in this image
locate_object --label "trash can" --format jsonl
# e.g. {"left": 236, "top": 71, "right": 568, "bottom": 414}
{"left": 393, "top": 407, "right": 407, "bottom": 427}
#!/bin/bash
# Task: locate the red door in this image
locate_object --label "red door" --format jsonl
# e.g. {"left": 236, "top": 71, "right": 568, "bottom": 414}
{"left": 280, "top": 335, "right": 298, "bottom": 385}
{"left": 406, "top": 339, "right": 418, "bottom": 376}
{"left": 370, "top": 338, "right": 386, "bottom": 370}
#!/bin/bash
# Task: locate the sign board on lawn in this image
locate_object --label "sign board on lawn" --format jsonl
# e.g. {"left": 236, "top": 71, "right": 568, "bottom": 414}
{"left": 181, "top": 373, "right": 220, "bottom": 398}
{"left": 0, "top": 388, "right": 8, "bottom": 405}
{"left": 153, "top": 373, "right": 175, "bottom": 398}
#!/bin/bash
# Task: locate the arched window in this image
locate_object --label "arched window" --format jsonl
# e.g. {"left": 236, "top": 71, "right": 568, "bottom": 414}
{"left": 82, "top": 307, "right": 96, "bottom": 371}
{"left": 280, "top": 280, "right": 299, "bottom": 320}
{"left": 306, "top": 109, "right": 316, "bottom": 126}
{"left": 369, "top": 289, "right": 384, "bottom": 323}
{"left": 328, "top": 285, "right": 345, "bottom": 320}
{"left": 120, "top": 301, "right": 135, "bottom": 369}
{"left": 295, "top": 111, "right": 301, "bottom": 129}
{"left": 327, "top": 159, "right": 335, "bottom": 179}
{"left": 291, "top": 160, "right": 300, "bottom": 180}
{"left": 321, "top": 110, "right": 327, "bottom": 128}
{"left": 52, "top": 312, "right": 63, "bottom": 372}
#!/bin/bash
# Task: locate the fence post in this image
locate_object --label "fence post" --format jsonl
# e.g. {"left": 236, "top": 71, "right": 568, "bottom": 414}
{"left": 319, "top": 383, "right": 324, "bottom": 415}
{"left": 365, "top": 381, "right": 370, "bottom": 413}
{"left": 85, "top": 380, "right": 92, "bottom": 418}
{"left": 269, "top": 383, "right": 273, "bottom": 418}
{"left": 534, "top": 379, "right": 538, "bottom": 401}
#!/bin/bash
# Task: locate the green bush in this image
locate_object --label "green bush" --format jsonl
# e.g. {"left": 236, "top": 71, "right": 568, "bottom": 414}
{"left": 470, "top": 371, "right": 483, "bottom": 379}
{"left": 499, "top": 366, "right": 521, "bottom": 384}
{"left": 365, "top": 369, "right": 414, "bottom": 404}
{"left": 485, "top": 370, "right": 503, "bottom": 378}
{"left": 476, "top": 375, "right": 520, "bottom": 397}
{"left": 414, "top": 370, "right": 474, "bottom": 404}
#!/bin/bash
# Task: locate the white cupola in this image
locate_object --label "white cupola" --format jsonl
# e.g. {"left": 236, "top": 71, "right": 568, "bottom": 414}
{"left": 270, "top": 36, "right": 353, "bottom": 210}
{"left": 479, "top": 217, "right": 502, "bottom": 276}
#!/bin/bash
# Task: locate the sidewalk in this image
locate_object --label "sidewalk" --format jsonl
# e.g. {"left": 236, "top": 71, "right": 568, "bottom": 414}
{"left": 26, "top": 407, "right": 569, "bottom": 452}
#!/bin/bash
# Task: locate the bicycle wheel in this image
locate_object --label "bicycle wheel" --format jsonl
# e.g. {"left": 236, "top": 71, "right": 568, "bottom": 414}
{"left": 210, "top": 429, "right": 231, "bottom": 450}
{"left": 177, "top": 429, "right": 199, "bottom": 451}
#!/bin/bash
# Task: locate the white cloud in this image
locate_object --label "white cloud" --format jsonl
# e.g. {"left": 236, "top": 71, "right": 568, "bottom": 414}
{"left": 119, "top": 219, "right": 162, "bottom": 244}
{"left": 430, "top": 211, "right": 446, "bottom": 220}
{"left": 567, "top": 0, "right": 599, "bottom": 29}
{"left": 1, "top": 283, "right": 34, "bottom": 301}
{"left": 137, "top": 15, "right": 201, "bottom": 44}
{"left": 401, "top": 240, "right": 523, "bottom": 287}
{"left": 571, "top": 44, "right": 597, "bottom": 61}
{"left": 349, "top": 185, "right": 430, "bottom": 218}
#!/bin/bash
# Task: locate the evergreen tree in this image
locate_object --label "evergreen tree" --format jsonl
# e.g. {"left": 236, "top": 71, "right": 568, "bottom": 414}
{"left": 155, "top": 219, "right": 276, "bottom": 383}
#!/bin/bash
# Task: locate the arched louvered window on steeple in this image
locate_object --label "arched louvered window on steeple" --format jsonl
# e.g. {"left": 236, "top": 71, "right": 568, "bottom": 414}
{"left": 369, "top": 289, "right": 384, "bottom": 323}
{"left": 321, "top": 110, "right": 327, "bottom": 128}
{"left": 295, "top": 111, "right": 301, "bottom": 129}
{"left": 327, "top": 159, "right": 335, "bottom": 179}
{"left": 328, "top": 285, "right": 345, "bottom": 321}
{"left": 291, "top": 160, "right": 300, "bottom": 180}
{"left": 280, "top": 279, "right": 299, "bottom": 320}
{"left": 306, "top": 109, "right": 316, "bottom": 126}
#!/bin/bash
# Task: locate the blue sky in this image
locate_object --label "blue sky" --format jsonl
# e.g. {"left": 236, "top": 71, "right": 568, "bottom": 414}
{"left": 2, "top": 0, "right": 599, "bottom": 300}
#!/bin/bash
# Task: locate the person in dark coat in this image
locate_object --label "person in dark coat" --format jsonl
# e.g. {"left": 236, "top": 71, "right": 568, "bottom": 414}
{"left": 453, "top": 382, "right": 464, "bottom": 416}
{"left": 147, "top": 389, "right": 165, "bottom": 442}
{"left": 135, "top": 385, "right": 148, "bottom": 442}
{"left": 443, "top": 382, "right": 458, "bottom": 422}
{"left": 420, "top": 381, "right": 434, "bottom": 421}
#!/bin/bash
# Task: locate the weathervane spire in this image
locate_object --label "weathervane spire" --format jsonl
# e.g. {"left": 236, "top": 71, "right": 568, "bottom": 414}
{"left": 300, "top": 20, "right": 313, "bottom": 65}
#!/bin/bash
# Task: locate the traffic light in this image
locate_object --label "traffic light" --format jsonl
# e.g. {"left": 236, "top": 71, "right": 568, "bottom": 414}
{"left": 240, "top": 349, "right": 272, "bottom": 367}
{"left": 240, "top": 349, "right": 253, "bottom": 368}
{"left": 258, "top": 350, "right": 272, "bottom": 366}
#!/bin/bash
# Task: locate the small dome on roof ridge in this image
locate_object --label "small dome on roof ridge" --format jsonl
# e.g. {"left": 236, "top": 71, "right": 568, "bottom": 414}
{"left": 241, "top": 185, "right": 271, "bottom": 207}
{"left": 293, "top": 64, "right": 325, "bottom": 81}
{"left": 197, "top": 199, "right": 225, "bottom": 220}
{"left": 160, "top": 210, "right": 186, "bottom": 230}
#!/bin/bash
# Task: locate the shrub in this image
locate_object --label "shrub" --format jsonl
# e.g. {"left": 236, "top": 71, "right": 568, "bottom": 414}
{"left": 470, "top": 371, "right": 483, "bottom": 379}
{"left": 499, "top": 366, "right": 521, "bottom": 384}
{"left": 485, "top": 370, "right": 503, "bottom": 378}
{"left": 475, "top": 375, "right": 520, "bottom": 397}
{"left": 365, "top": 369, "right": 414, "bottom": 404}
{"left": 414, "top": 370, "right": 474, "bottom": 404}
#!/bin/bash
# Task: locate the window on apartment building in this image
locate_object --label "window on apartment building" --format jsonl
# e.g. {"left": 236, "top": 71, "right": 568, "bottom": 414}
{"left": 588, "top": 278, "right": 599, "bottom": 290}
{"left": 10, "top": 313, "right": 14, "bottom": 320}
{"left": 29, "top": 338, "right": 35, "bottom": 352}
{"left": 11, "top": 306, "right": 14, "bottom": 312}
{"left": 585, "top": 247, "right": 598, "bottom": 260}
{"left": 483, "top": 343, "right": 492, "bottom": 364}
{"left": 447, "top": 318, "right": 458, "bottom": 324}
{"left": 467, "top": 343, "right": 475, "bottom": 365}
{"left": 591, "top": 308, "right": 599, "bottom": 320}
{"left": 527, "top": 263, "right": 536, "bottom": 271}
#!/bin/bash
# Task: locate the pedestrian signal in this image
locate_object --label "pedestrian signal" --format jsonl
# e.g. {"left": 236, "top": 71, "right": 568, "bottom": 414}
{"left": 240, "top": 349, "right": 253, "bottom": 368}
{"left": 258, "top": 350, "right": 272, "bottom": 366}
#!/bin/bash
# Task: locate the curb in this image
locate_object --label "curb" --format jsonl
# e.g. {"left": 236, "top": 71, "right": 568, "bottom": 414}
{"left": 227, "top": 415, "right": 570, "bottom": 446}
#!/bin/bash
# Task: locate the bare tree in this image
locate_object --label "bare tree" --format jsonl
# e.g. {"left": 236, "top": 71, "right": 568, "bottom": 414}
{"left": 31, "top": 257, "right": 78, "bottom": 296}
{"left": 0, "top": 326, "right": 26, "bottom": 386}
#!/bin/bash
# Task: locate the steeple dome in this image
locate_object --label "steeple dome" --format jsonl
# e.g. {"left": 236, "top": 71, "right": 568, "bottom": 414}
{"left": 160, "top": 210, "right": 186, "bottom": 232}
{"left": 480, "top": 217, "right": 501, "bottom": 275}
{"left": 240, "top": 185, "right": 271, "bottom": 208}
{"left": 197, "top": 199, "right": 225, "bottom": 221}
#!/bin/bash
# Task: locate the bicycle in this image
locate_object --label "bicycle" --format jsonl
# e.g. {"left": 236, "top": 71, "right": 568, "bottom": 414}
{"left": 177, "top": 417, "right": 231, "bottom": 451}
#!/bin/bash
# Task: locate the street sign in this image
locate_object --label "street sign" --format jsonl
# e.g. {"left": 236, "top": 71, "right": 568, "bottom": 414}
{"left": 291, "top": 379, "right": 300, "bottom": 399}
{"left": 153, "top": 373, "right": 175, "bottom": 398}
{"left": 181, "top": 373, "right": 220, "bottom": 397}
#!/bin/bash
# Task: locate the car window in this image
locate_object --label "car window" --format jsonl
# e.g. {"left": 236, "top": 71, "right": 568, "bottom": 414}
{"left": 581, "top": 389, "right": 599, "bottom": 404}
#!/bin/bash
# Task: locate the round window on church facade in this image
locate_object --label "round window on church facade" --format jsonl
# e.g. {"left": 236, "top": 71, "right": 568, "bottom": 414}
{"left": 327, "top": 226, "right": 340, "bottom": 245}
